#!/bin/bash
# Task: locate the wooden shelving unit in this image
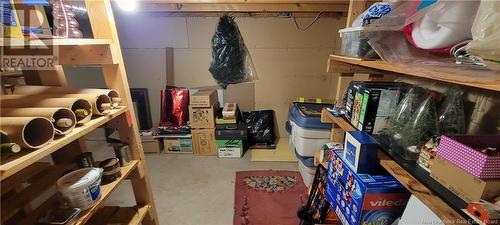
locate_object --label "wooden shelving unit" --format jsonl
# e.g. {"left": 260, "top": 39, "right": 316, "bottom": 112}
{"left": 86, "top": 205, "right": 152, "bottom": 225}
{"left": 325, "top": 52, "right": 500, "bottom": 224}
{"left": 0, "top": 107, "right": 127, "bottom": 180}
{"left": 0, "top": 1, "right": 159, "bottom": 224}
{"left": 321, "top": 109, "right": 472, "bottom": 224}
{"left": 324, "top": 2, "right": 499, "bottom": 218}
{"left": 328, "top": 55, "right": 500, "bottom": 92}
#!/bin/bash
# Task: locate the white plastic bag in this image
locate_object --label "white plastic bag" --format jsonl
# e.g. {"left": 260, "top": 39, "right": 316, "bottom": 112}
{"left": 466, "top": 0, "right": 500, "bottom": 70}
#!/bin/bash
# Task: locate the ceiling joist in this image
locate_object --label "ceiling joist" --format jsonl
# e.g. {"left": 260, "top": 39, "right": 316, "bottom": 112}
{"left": 140, "top": 1, "right": 350, "bottom": 13}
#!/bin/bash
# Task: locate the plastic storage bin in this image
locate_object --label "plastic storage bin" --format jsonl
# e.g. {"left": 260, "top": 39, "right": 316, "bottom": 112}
{"left": 288, "top": 103, "right": 332, "bottom": 130}
{"left": 288, "top": 103, "right": 332, "bottom": 157}
{"left": 290, "top": 121, "right": 330, "bottom": 157}
{"left": 339, "top": 27, "right": 379, "bottom": 59}
{"left": 298, "top": 160, "right": 316, "bottom": 187}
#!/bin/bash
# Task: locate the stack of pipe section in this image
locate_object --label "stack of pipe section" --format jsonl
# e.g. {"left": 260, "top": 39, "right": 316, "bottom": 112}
{"left": 0, "top": 85, "right": 121, "bottom": 151}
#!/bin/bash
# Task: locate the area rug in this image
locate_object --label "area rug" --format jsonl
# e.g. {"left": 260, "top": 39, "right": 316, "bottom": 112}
{"left": 234, "top": 170, "right": 307, "bottom": 225}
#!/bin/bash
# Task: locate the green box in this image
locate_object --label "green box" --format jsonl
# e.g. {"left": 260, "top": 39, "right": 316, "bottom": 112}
{"left": 217, "top": 139, "right": 243, "bottom": 158}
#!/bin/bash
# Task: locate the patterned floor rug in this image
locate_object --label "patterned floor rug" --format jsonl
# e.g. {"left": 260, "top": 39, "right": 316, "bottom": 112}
{"left": 234, "top": 170, "right": 307, "bottom": 225}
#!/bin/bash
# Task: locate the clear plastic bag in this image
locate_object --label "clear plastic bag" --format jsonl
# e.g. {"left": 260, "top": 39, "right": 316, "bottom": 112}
{"left": 438, "top": 88, "right": 466, "bottom": 135}
{"left": 399, "top": 95, "right": 439, "bottom": 160}
{"left": 387, "top": 87, "right": 427, "bottom": 141}
{"left": 209, "top": 15, "right": 256, "bottom": 88}
{"left": 466, "top": 0, "right": 500, "bottom": 71}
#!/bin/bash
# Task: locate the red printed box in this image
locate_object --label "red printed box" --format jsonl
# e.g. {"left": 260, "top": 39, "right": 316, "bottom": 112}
{"left": 437, "top": 135, "right": 500, "bottom": 179}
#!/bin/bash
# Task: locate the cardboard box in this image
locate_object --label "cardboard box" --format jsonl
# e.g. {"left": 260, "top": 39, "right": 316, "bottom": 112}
{"left": 344, "top": 82, "right": 401, "bottom": 128}
{"left": 326, "top": 150, "right": 410, "bottom": 225}
{"left": 217, "top": 139, "right": 244, "bottom": 158}
{"left": 437, "top": 135, "right": 500, "bottom": 179}
{"left": 189, "top": 103, "right": 216, "bottom": 128}
{"left": 141, "top": 135, "right": 160, "bottom": 153}
{"left": 222, "top": 103, "right": 238, "bottom": 119}
{"left": 190, "top": 83, "right": 256, "bottom": 111}
{"left": 356, "top": 86, "right": 400, "bottom": 134}
{"left": 431, "top": 156, "right": 500, "bottom": 203}
{"left": 417, "top": 137, "right": 439, "bottom": 172}
{"left": 192, "top": 129, "right": 217, "bottom": 156}
{"left": 190, "top": 89, "right": 217, "bottom": 107}
{"left": 343, "top": 131, "right": 379, "bottom": 173}
{"left": 165, "top": 136, "right": 193, "bottom": 153}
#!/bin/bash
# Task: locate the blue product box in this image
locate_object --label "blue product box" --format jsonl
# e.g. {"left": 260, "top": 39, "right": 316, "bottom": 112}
{"left": 326, "top": 150, "right": 410, "bottom": 225}
{"left": 343, "top": 131, "right": 379, "bottom": 173}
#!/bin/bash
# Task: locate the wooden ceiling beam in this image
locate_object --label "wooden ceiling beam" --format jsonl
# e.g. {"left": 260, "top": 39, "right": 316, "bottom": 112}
{"left": 139, "top": 3, "right": 350, "bottom": 12}
{"left": 145, "top": 0, "right": 349, "bottom": 3}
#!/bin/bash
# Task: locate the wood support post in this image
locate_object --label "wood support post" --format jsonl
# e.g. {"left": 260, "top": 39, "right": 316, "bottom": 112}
{"left": 85, "top": 1, "right": 159, "bottom": 224}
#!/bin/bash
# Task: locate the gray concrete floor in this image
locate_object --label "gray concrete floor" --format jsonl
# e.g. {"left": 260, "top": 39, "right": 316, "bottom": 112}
{"left": 88, "top": 140, "right": 298, "bottom": 225}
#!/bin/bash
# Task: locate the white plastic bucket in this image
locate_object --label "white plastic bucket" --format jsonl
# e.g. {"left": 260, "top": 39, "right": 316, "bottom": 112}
{"left": 56, "top": 167, "right": 103, "bottom": 210}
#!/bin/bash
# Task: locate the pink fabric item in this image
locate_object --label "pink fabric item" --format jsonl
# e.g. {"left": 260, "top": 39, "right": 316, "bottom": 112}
{"left": 403, "top": 1, "right": 452, "bottom": 53}
{"left": 234, "top": 170, "right": 308, "bottom": 225}
{"left": 436, "top": 135, "right": 500, "bottom": 179}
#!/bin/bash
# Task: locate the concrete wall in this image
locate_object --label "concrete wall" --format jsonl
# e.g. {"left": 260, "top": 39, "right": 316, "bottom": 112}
{"left": 66, "top": 11, "right": 345, "bottom": 137}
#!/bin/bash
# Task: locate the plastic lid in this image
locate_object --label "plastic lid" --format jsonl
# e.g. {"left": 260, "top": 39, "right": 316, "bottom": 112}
{"left": 57, "top": 168, "right": 103, "bottom": 190}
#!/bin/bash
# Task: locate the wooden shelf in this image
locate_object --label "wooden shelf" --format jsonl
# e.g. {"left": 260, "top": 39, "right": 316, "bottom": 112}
{"left": 73, "top": 160, "right": 139, "bottom": 225}
{"left": 6, "top": 160, "right": 139, "bottom": 225}
{"left": 0, "top": 38, "right": 112, "bottom": 47}
{"left": 321, "top": 108, "right": 356, "bottom": 132}
{"left": 1, "top": 163, "right": 75, "bottom": 223}
{"left": 0, "top": 107, "right": 128, "bottom": 181}
{"left": 329, "top": 55, "right": 500, "bottom": 92}
{"left": 378, "top": 149, "right": 471, "bottom": 225}
{"left": 86, "top": 205, "right": 151, "bottom": 225}
{"left": 1, "top": 1, "right": 159, "bottom": 224}
{"left": 0, "top": 38, "right": 115, "bottom": 65}
{"left": 321, "top": 109, "right": 474, "bottom": 225}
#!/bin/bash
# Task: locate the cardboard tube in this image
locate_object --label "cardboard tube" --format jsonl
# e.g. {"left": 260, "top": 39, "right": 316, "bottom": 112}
{"left": 33, "top": 94, "right": 112, "bottom": 116}
{"left": 13, "top": 85, "right": 121, "bottom": 107}
{"left": 0, "top": 95, "right": 92, "bottom": 125}
{"left": 1, "top": 130, "right": 10, "bottom": 143}
{"left": 0, "top": 108, "right": 76, "bottom": 135}
{"left": 0, "top": 117, "right": 54, "bottom": 149}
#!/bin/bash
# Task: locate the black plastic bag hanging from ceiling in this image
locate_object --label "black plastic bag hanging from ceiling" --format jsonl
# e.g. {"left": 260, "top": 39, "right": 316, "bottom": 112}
{"left": 209, "top": 15, "right": 256, "bottom": 88}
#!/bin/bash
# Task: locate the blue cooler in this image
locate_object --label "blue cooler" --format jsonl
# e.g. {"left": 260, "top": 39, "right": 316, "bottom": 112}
{"left": 288, "top": 103, "right": 332, "bottom": 157}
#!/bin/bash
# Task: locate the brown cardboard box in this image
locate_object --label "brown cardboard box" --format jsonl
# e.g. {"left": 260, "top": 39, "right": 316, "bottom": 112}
{"left": 190, "top": 89, "right": 217, "bottom": 107}
{"left": 192, "top": 129, "right": 216, "bottom": 156}
{"left": 141, "top": 135, "right": 160, "bottom": 153}
{"left": 222, "top": 103, "right": 238, "bottom": 119}
{"left": 164, "top": 137, "right": 193, "bottom": 153}
{"left": 189, "top": 103, "right": 216, "bottom": 128}
{"left": 430, "top": 156, "right": 500, "bottom": 203}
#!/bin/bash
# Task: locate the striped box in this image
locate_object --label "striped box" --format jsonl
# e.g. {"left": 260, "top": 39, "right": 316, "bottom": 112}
{"left": 436, "top": 135, "right": 500, "bottom": 179}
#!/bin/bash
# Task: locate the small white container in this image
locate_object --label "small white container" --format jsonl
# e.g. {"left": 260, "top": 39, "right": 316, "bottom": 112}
{"left": 290, "top": 121, "right": 330, "bottom": 157}
{"left": 298, "top": 160, "right": 315, "bottom": 187}
{"left": 56, "top": 168, "right": 103, "bottom": 210}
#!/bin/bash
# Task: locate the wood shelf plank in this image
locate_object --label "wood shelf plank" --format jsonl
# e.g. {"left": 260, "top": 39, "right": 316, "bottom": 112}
{"left": 1, "top": 38, "right": 115, "bottom": 65}
{"left": 74, "top": 160, "right": 139, "bottom": 225}
{"left": 321, "top": 108, "right": 473, "bottom": 224}
{"left": 329, "top": 55, "right": 500, "bottom": 92}
{"left": 1, "top": 163, "right": 74, "bottom": 223}
{"left": 86, "top": 205, "right": 151, "bottom": 225}
{"left": 8, "top": 161, "right": 139, "bottom": 225}
{"left": 0, "top": 38, "right": 112, "bottom": 47}
{"left": 321, "top": 108, "right": 356, "bottom": 132}
{"left": 379, "top": 150, "right": 468, "bottom": 225}
{"left": 0, "top": 107, "right": 128, "bottom": 181}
